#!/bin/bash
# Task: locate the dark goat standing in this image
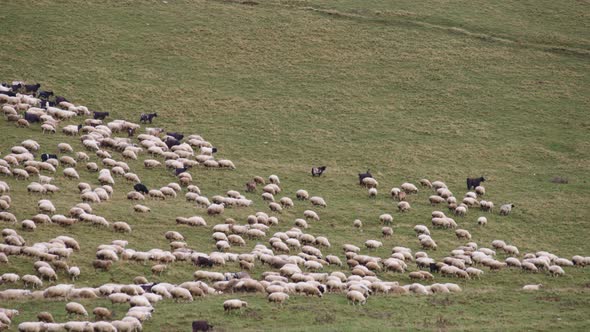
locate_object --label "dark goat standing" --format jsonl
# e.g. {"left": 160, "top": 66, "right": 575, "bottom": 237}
{"left": 93, "top": 111, "right": 110, "bottom": 120}
{"left": 0, "top": 90, "right": 16, "bottom": 97}
{"left": 166, "top": 132, "right": 184, "bottom": 141}
{"left": 192, "top": 320, "right": 214, "bottom": 332}
{"left": 39, "top": 100, "right": 55, "bottom": 108}
{"left": 175, "top": 167, "right": 188, "bottom": 176}
{"left": 311, "top": 166, "right": 327, "bottom": 177}
{"left": 466, "top": 176, "right": 485, "bottom": 190}
{"left": 133, "top": 183, "right": 149, "bottom": 194}
{"left": 24, "top": 112, "right": 41, "bottom": 123}
{"left": 11, "top": 83, "right": 22, "bottom": 92}
{"left": 24, "top": 83, "right": 41, "bottom": 93}
{"left": 193, "top": 256, "right": 213, "bottom": 267}
{"left": 38, "top": 90, "right": 54, "bottom": 99}
{"left": 55, "top": 96, "right": 68, "bottom": 104}
{"left": 140, "top": 113, "right": 158, "bottom": 124}
{"left": 165, "top": 137, "right": 180, "bottom": 149}
{"left": 358, "top": 169, "right": 372, "bottom": 185}
{"left": 41, "top": 153, "right": 58, "bottom": 162}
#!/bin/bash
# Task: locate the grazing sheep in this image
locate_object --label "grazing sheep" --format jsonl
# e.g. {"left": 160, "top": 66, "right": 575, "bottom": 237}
{"left": 361, "top": 177, "right": 378, "bottom": 188}
{"left": 65, "top": 302, "right": 88, "bottom": 317}
{"left": 549, "top": 265, "right": 565, "bottom": 277}
{"left": 419, "top": 179, "right": 432, "bottom": 188}
{"left": 401, "top": 183, "right": 418, "bottom": 194}
{"left": 134, "top": 205, "right": 151, "bottom": 213}
{"left": 223, "top": 299, "right": 248, "bottom": 313}
{"left": 63, "top": 168, "right": 79, "bottom": 179}
{"left": 296, "top": 189, "right": 309, "bottom": 200}
{"left": 22, "top": 275, "right": 43, "bottom": 288}
{"left": 365, "top": 240, "right": 383, "bottom": 249}
{"left": 268, "top": 292, "right": 289, "bottom": 306}
{"left": 347, "top": 290, "right": 366, "bottom": 305}
{"left": 397, "top": 201, "right": 411, "bottom": 212}
{"left": 500, "top": 204, "right": 515, "bottom": 216}
{"left": 382, "top": 227, "right": 393, "bottom": 237}
{"left": 455, "top": 229, "right": 472, "bottom": 240}
{"left": 522, "top": 284, "right": 542, "bottom": 291}
{"left": 113, "top": 222, "right": 132, "bottom": 233}
{"left": 368, "top": 188, "right": 377, "bottom": 198}
{"left": 303, "top": 210, "right": 320, "bottom": 221}
{"left": 379, "top": 214, "right": 393, "bottom": 225}
{"left": 310, "top": 196, "right": 327, "bottom": 207}
{"left": 477, "top": 216, "right": 487, "bottom": 226}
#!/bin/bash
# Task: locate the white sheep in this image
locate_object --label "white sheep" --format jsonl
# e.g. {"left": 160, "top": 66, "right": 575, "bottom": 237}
{"left": 522, "top": 284, "right": 542, "bottom": 291}
{"left": 397, "top": 201, "right": 411, "bottom": 212}
{"left": 401, "top": 182, "right": 418, "bottom": 194}
{"left": 455, "top": 229, "right": 472, "bottom": 240}
{"left": 68, "top": 267, "right": 80, "bottom": 281}
{"left": 303, "top": 210, "right": 320, "bottom": 221}
{"left": 223, "top": 299, "right": 248, "bottom": 313}
{"left": 365, "top": 240, "right": 383, "bottom": 249}
{"left": 500, "top": 204, "right": 514, "bottom": 216}
{"left": 347, "top": 290, "right": 366, "bottom": 305}
{"left": 113, "top": 222, "right": 132, "bottom": 233}
{"left": 63, "top": 168, "right": 80, "bottom": 179}
{"left": 368, "top": 188, "right": 377, "bottom": 198}
{"left": 379, "top": 214, "right": 393, "bottom": 225}
{"left": 296, "top": 189, "right": 309, "bottom": 200}
{"left": 310, "top": 196, "right": 327, "bottom": 207}
{"left": 66, "top": 302, "right": 88, "bottom": 317}
{"left": 477, "top": 216, "right": 487, "bottom": 226}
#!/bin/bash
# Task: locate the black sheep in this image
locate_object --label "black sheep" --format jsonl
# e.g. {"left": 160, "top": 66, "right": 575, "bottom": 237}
{"left": 165, "top": 137, "right": 180, "bottom": 149}
{"left": 11, "top": 83, "right": 22, "bottom": 92}
{"left": 55, "top": 96, "right": 68, "bottom": 104}
{"left": 24, "top": 112, "right": 41, "bottom": 123}
{"left": 192, "top": 320, "right": 214, "bottom": 332}
{"left": 133, "top": 183, "right": 149, "bottom": 194}
{"left": 0, "top": 90, "right": 17, "bottom": 97}
{"left": 358, "top": 169, "right": 372, "bottom": 185}
{"left": 466, "top": 176, "right": 485, "bottom": 190}
{"left": 41, "top": 153, "right": 58, "bottom": 162}
{"left": 311, "top": 166, "right": 327, "bottom": 177}
{"left": 166, "top": 132, "right": 184, "bottom": 141}
{"left": 175, "top": 167, "right": 188, "bottom": 176}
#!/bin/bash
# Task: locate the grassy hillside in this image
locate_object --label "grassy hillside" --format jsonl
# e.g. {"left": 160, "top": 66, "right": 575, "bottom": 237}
{"left": 1, "top": 0, "right": 589, "bottom": 331}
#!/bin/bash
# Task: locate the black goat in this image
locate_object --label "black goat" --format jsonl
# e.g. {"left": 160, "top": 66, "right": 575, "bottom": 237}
{"left": 165, "top": 137, "right": 180, "bottom": 149}
{"left": 192, "top": 320, "right": 214, "bottom": 332}
{"left": 24, "top": 112, "right": 41, "bottom": 123}
{"left": 39, "top": 100, "right": 55, "bottom": 108}
{"left": 0, "top": 90, "right": 16, "bottom": 97}
{"left": 93, "top": 111, "right": 110, "bottom": 120}
{"left": 38, "top": 90, "right": 54, "bottom": 99}
{"left": 175, "top": 167, "right": 188, "bottom": 176}
{"left": 358, "top": 169, "right": 372, "bottom": 185}
{"left": 11, "top": 83, "right": 22, "bottom": 92}
{"left": 133, "top": 183, "right": 149, "bottom": 194}
{"left": 140, "top": 112, "right": 157, "bottom": 124}
{"left": 41, "top": 153, "right": 58, "bottom": 162}
{"left": 139, "top": 282, "right": 159, "bottom": 293}
{"left": 166, "top": 132, "right": 184, "bottom": 141}
{"left": 311, "top": 166, "right": 327, "bottom": 177}
{"left": 192, "top": 256, "right": 213, "bottom": 267}
{"left": 24, "top": 83, "right": 41, "bottom": 93}
{"left": 55, "top": 96, "right": 69, "bottom": 104}
{"left": 466, "top": 176, "right": 485, "bottom": 190}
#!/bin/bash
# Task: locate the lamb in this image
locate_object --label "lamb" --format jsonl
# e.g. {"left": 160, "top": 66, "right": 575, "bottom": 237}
{"left": 65, "top": 302, "right": 88, "bottom": 317}
{"left": 310, "top": 196, "right": 327, "bottom": 207}
{"left": 500, "top": 204, "right": 515, "bottom": 216}
{"left": 296, "top": 189, "right": 309, "bottom": 200}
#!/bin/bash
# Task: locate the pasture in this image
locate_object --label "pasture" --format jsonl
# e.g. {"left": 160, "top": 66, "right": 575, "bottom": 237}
{"left": 0, "top": 0, "right": 589, "bottom": 331}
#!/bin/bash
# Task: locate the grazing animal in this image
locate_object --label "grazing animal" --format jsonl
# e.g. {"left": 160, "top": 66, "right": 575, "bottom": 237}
{"left": 192, "top": 320, "right": 214, "bottom": 332}
{"left": 165, "top": 137, "right": 180, "bottom": 149}
{"left": 467, "top": 176, "right": 485, "bottom": 190}
{"left": 24, "top": 111, "right": 41, "bottom": 123}
{"left": 193, "top": 256, "right": 213, "bottom": 267}
{"left": 311, "top": 166, "right": 327, "bottom": 177}
{"left": 38, "top": 90, "right": 54, "bottom": 99}
{"left": 41, "top": 153, "right": 58, "bottom": 162}
{"left": 358, "top": 169, "right": 372, "bottom": 185}
{"left": 134, "top": 183, "right": 149, "bottom": 194}
{"left": 167, "top": 132, "right": 184, "bottom": 141}
{"left": 140, "top": 112, "right": 158, "bottom": 124}
{"left": 25, "top": 83, "right": 41, "bottom": 93}
{"left": 175, "top": 167, "right": 188, "bottom": 176}
{"left": 93, "top": 111, "right": 110, "bottom": 120}
{"left": 245, "top": 181, "right": 256, "bottom": 192}
{"left": 55, "top": 96, "right": 68, "bottom": 104}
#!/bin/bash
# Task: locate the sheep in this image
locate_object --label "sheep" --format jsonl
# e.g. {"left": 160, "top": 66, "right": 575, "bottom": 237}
{"left": 68, "top": 267, "right": 80, "bottom": 281}
{"left": 22, "top": 275, "right": 43, "bottom": 288}
{"left": 379, "top": 214, "right": 393, "bottom": 225}
{"left": 268, "top": 292, "right": 289, "bottom": 306}
{"left": 363, "top": 240, "right": 382, "bottom": 251}
{"left": 37, "top": 267, "right": 58, "bottom": 281}
{"left": 549, "top": 265, "right": 565, "bottom": 277}
{"left": 17, "top": 322, "right": 45, "bottom": 332}
{"left": 207, "top": 203, "right": 224, "bottom": 215}
{"left": 500, "top": 204, "right": 514, "bottom": 216}
{"left": 223, "top": 299, "right": 248, "bottom": 313}
{"left": 63, "top": 168, "right": 79, "bottom": 179}
{"left": 361, "top": 177, "right": 378, "bottom": 188}
{"left": 414, "top": 224, "right": 430, "bottom": 235}
{"left": 295, "top": 189, "right": 310, "bottom": 201}
{"left": 310, "top": 196, "right": 327, "bottom": 207}
{"left": 113, "top": 222, "right": 132, "bottom": 233}
{"left": 401, "top": 182, "right": 418, "bottom": 194}
{"left": 381, "top": 226, "right": 393, "bottom": 237}
{"left": 134, "top": 204, "right": 151, "bottom": 213}
{"left": 455, "top": 229, "right": 472, "bottom": 240}
{"left": 303, "top": 210, "right": 320, "bottom": 221}
{"left": 347, "top": 290, "right": 366, "bottom": 305}
{"left": 397, "top": 201, "right": 411, "bottom": 212}
{"left": 522, "top": 284, "right": 543, "bottom": 291}
{"left": 503, "top": 245, "right": 519, "bottom": 256}
{"left": 65, "top": 302, "right": 88, "bottom": 317}
{"left": 477, "top": 216, "right": 487, "bottom": 226}
{"left": 368, "top": 188, "right": 377, "bottom": 198}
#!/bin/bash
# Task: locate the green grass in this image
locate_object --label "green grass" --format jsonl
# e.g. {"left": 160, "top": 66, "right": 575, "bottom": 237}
{"left": 1, "top": 0, "right": 589, "bottom": 331}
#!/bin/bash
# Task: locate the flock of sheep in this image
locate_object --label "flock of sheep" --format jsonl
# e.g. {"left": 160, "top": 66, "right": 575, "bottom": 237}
{"left": 0, "top": 82, "right": 589, "bottom": 331}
